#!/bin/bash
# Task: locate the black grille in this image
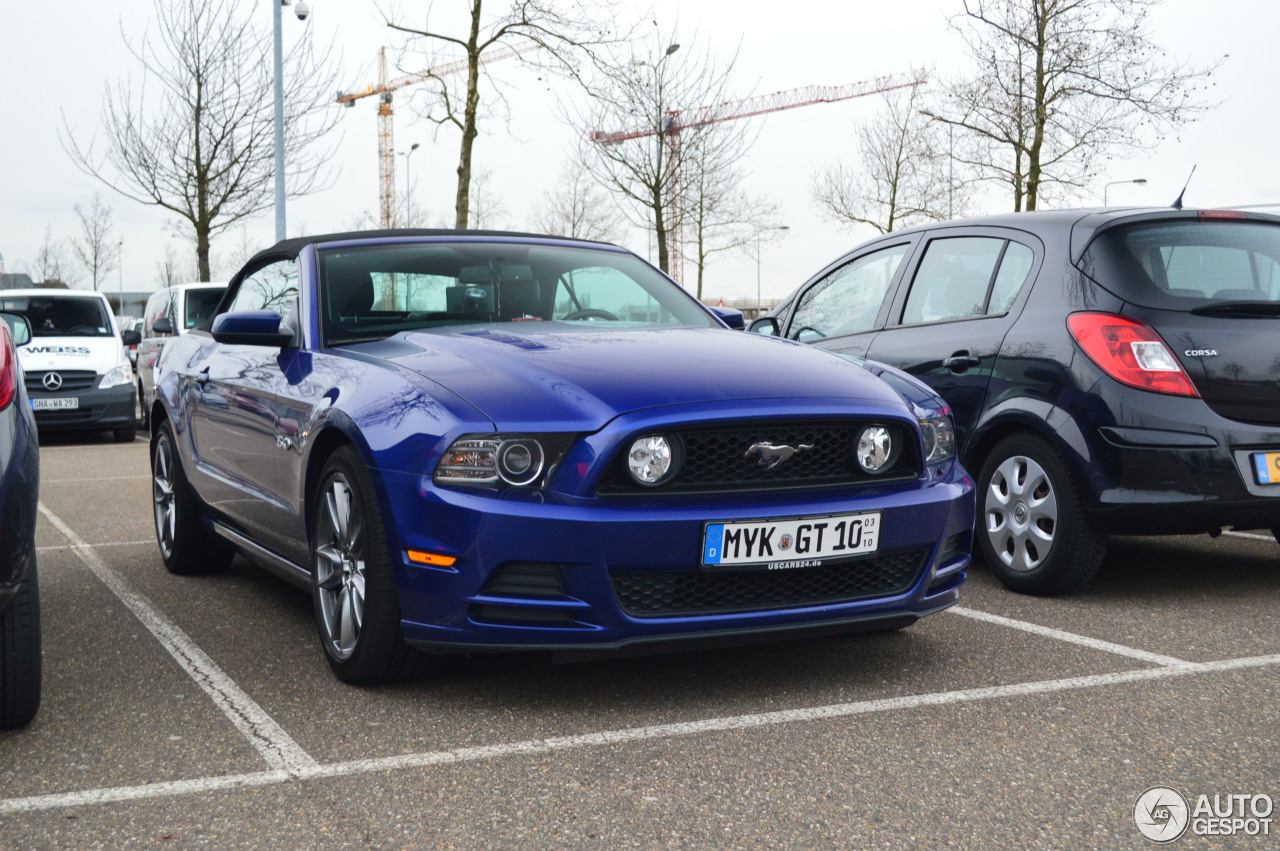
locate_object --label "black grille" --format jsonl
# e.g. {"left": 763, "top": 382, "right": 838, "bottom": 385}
{"left": 25, "top": 370, "right": 98, "bottom": 393}
{"left": 480, "top": 562, "right": 565, "bottom": 598}
{"left": 598, "top": 420, "right": 919, "bottom": 494}
{"left": 611, "top": 549, "right": 927, "bottom": 617}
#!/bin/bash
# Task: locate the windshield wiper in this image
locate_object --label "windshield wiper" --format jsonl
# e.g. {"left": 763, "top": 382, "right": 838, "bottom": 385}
{"left": 1190, "top": 301, "right": 1280, "bottom": 318}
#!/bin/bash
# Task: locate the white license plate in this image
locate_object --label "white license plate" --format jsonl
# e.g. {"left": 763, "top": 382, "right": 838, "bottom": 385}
{"left": 702, "top": 511, "right": 880, "bottom": 569}
{"left": 32, "top": 397, "right": 79, "bottom": 411}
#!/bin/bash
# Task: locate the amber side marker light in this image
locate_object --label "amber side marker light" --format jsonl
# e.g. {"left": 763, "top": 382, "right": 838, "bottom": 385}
{"left": 407, "top": 550, "right": 458, "bottom": 567}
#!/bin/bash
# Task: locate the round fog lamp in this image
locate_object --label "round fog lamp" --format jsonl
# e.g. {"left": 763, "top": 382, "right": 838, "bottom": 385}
{"left": 855, "top": 426, "right": 895, "bottom": 474}
{"left": 497, "top": 439, "right": 544, "bottom": 486}
{"left": 627, "top": 434, "right": 677, "bottom": 486}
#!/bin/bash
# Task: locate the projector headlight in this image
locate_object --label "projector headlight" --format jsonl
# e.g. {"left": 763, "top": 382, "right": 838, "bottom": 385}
{"left": 435, "top": 434, "right": 566, "bottom": 488}
{"left": 919, "top": 414, "right": 956, "bottom": 463}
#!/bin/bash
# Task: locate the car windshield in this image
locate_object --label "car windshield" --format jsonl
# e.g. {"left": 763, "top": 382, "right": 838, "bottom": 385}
{"left": 184, "top": 287, "right": 225, "bottom": 329}
{"left": 0, "top": 295, "right": 114, "bottom": 337}
{"left": 318, "top": 240, "right": 715, "bottom": 345}
{"left": 1081, "top": 219, "right": 1280, "bottom": 309}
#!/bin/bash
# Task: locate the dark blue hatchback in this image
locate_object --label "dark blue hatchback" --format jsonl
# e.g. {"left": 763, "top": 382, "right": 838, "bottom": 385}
{"left": 149, "top": 232, "right": 972, "bottom": 685}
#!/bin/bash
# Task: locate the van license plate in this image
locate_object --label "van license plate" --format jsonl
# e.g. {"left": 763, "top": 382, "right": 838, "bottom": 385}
{"left": 32, "top": 397, "right": 79, "bottom": 411}
{"left": 1252, "top": 451, "right": 1280, "bottom": 485}
{"left": 702, "top": 511, "right": 880, "bottom": 569}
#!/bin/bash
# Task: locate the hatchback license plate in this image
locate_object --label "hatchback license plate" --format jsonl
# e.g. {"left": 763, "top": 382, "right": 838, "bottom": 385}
{"left": 702, "top": 511, "right": 880, "bottom": 569}
{"left": 32, "top": 397, "right": 79, "bottom": 411}
{"left": 1252, "top": 451, "right": 1280, "bottom": 485}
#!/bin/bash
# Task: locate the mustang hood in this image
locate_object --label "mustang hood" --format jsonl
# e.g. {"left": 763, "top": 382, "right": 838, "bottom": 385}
{"left": 17, "top": 336, "right": 126, "bottom": 373}
{"left": 379, "top": 326, "right": 910, "bottom": 431}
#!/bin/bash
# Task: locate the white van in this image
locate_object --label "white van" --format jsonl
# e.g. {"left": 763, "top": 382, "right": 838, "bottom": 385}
{"left": 0, "top": 289, "right": 140, "bottom": 442}
{"left": 136, "top": 283, "right": 227, "bottom": 428}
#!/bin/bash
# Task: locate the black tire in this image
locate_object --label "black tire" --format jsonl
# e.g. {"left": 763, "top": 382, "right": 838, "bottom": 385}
{"left": 150, "top": 421, "right": 233, "bottom": 574}
{"left": 975, "top": 432, "right": 1107, "bottom": 595}
{"left": 310, "top": 446, "right": 438, "bottom": 686}
{"left": 0, "top": 554, "right": 41, "bottom": 729}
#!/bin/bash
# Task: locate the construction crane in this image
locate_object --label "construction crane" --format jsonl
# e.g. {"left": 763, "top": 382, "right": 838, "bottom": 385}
{"left": 590, "top": 71, "right": 927, "bottom": 283}
{"left": 336, "top": 41, "right": 541, "bottom": 228}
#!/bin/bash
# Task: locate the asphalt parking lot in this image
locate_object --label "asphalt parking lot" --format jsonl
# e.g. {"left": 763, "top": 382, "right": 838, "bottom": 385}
{"left": 2, "top": 433, "right": 1279, "bottom": 849}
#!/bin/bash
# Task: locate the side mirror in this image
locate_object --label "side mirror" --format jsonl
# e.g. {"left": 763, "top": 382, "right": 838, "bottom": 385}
{"left": 211, "top": 311, "right": 294, "bottom": 348}
{"left": 121, "top": 329, "right": 142, "bottom": 346}
{"left": 0, "top": 312, "right": 31, "bottom": 346}
{"left": 709, "top": 306, "right": 745, "bottom": 330}
{"left": 152, "top": 316, "right": 174, "bottom": 335}
{"left": 748, "top": 316, "right": 780, "bottom": 336}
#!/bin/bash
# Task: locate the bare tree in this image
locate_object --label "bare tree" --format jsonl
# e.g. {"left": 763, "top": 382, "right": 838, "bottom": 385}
{"left": 681, "top": 146, "right": 781, "bottom": 300}
{"left": 70, "top": 194, "right": 120, "bottom": 292}
{"left": 933, "top": 0, "right": 1219, "bottom": 211}
{"left": 33, "top": 226, "right": 76, "bottom": 287}
{"left": 383, "top": 0, "right": 630, "bottom": 229}
{"left": 529, "top": 164, "right": 625, "bottom": 242}
{"left": 578, "top": 31, "right": 753, "bottom": 278}
{"left": 812, "top": 84, "right": 963, "bottom": 234}
{"left": 63, "top": 0, "right": 341, "bottom": 281}
{"left": 469, "top": 168, "right": 512, "bottom": 230}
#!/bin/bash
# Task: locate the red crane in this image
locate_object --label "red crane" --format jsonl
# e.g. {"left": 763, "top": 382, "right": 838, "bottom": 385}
{"left": 590, "top": 71, "right": 927, "bottom": 283}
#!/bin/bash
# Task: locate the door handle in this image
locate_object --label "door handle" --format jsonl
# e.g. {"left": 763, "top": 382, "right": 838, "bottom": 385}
{"left": 196, "top": 367, "right": 211, "bottom": 386}
{"left": 943, "top": 353, "right": 980, "bottom": 372}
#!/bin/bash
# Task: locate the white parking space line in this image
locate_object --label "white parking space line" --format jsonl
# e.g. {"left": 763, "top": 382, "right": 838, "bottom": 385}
{"left": 37, "top": 504, "right": 318, "bottom": 775}
{"left": 38, "top": 539, "right": 154, "bottom": 553}
{"left": 949, "top": 606, "right": 1195, "bottom": 668}
{"left": 4, "top": 650, "right": 1279, "bottom": 815}
{"left": 1225, "top": 530, "right": 1275, "bottom": 542}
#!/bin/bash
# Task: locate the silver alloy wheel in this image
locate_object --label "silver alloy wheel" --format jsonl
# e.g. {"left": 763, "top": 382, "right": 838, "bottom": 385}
{"left": 314, "top": 474, "right": 366, "bottom": 661}
{"left": 152, "top": 436, "right": 176, "bottom": 559}
{"left": 984, "top": 453, "right": 1058, "bottom": 572}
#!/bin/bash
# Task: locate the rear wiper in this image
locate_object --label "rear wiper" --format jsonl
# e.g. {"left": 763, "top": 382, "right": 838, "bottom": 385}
{"left": 1190, "top": 301, "right": 1280, "bottom": 318}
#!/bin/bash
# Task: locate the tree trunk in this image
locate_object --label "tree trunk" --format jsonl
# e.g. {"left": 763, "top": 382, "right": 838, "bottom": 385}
{"left": 455, "top": 0, "right": 484, "bottom": 229}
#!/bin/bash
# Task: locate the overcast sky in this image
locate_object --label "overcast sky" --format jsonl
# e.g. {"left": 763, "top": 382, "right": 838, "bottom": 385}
{"left": 1, "top": 0, "right": 1274, "bottom": 306}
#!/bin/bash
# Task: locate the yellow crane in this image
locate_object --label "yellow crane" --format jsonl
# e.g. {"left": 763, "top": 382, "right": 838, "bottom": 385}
{"left": 336, "top": 42, "right": 541, "bottom": 228}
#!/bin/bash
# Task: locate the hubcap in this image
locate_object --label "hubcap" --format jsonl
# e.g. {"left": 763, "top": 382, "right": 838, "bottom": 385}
{"left": 152, "top": 437, "right": 176, "bottom": 558}
{"left": 314, "top": 475, "right": 366, "bottom": 661}
{"left": 984, "top": 454, "right": 1057, "bottom": 572}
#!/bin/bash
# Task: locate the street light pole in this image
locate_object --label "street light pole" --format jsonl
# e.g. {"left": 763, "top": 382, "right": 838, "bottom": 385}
{"left": 1103, "top": 178, "right": 1148, "bottom": 206}
{"left": 117, "top": 238, "right": 124, "bottom": 316}
{"left": 400, "top": 143, "right": 420, "bottom": 228}
{"left": 273, "top": 1, "right": 311, "bottom": 242}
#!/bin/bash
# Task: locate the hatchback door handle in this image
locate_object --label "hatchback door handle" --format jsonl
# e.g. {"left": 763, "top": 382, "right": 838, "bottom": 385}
{"left": 943, "top": 353, "right": 980, "bottom": 372}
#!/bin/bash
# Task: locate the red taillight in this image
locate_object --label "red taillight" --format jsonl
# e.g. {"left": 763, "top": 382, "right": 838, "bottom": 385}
{"left": 1197, "top": 209, "right": 1247, "bottom": 221}
{"left": 1067, "top": 312, "right": 1199, "bottom": 398}
{"left": 0, "top": 324, "right": 15, "bottom": 410}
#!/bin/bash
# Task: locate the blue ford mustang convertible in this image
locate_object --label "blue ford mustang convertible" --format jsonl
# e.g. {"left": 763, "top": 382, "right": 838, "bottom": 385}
{"left": 149, "top": 231, "right": 973, "bottom": 685}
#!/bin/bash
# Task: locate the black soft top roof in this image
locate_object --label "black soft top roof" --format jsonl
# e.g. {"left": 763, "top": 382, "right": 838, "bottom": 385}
{"left": 243, "top": 229, "right": 616, "bottom": 271}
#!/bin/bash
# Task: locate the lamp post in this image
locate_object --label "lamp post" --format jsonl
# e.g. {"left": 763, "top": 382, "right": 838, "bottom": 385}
{"left": 273, "top": 0, "right": 311, "bottom": 242}
{"left": 633, "top": 43, "right": 680, "bottom": 274}
{"left": 117, "top": 238, "right": 124, "bottom": 317}
{"left": 756, "top": 225, "right": 790, "bottom": 313}
{"left": 1103, "top": 178, "right": 1148, "bottom": 206}
{"left": 400, "top": 143, "right": 420, "bottom": 228}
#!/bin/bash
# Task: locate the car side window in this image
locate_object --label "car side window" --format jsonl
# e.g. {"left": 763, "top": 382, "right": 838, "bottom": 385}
{"left": 228, "top": 259, "right": 299, "bottom": 314}
{"left": 901, "top": 237, "right": 1033, "bottom": 325}
{"left": 788, "top": 244, "right": 909, "bottom": 342}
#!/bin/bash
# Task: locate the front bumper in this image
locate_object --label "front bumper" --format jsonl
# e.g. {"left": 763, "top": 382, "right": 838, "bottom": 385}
{"left": 377, "top": 461, "right": 974, "bottom": 653}
{"left": 28, "top": 382, "right": 135, "bottom": 432}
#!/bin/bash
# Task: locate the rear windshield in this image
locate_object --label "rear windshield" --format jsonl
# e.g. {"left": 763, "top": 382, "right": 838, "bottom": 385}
{"left": 184, "top": 287, "right": 225, "bottom": 329}
{"left": 0, "top": 295, "right": 114, "bottom": 337}
{"left": 318, "top": 241, "right": 715, "bottom": 345}
{"left": 1081, "top": 220, "right": 1280, "bottom": 309}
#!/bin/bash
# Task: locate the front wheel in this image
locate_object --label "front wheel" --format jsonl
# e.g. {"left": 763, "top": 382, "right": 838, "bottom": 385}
{"left": 311, "top": 446, "right": 438, "bottom": 685}
{"left": 0, "top": 554, "right": 41, "bottom": 729}
{"left": 151, "top": 421, "right": 233, "bottom": 574}
{"left": 976, "top": 433, "right": 1106, "bottom": 595}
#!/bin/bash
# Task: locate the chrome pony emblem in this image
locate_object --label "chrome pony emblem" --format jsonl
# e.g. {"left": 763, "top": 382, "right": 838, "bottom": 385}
{"left": 744, "top": 441, "right": 815, "bottom": 470}
{"left": 42, "top": 372, "right": 63, "bottom": 391}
